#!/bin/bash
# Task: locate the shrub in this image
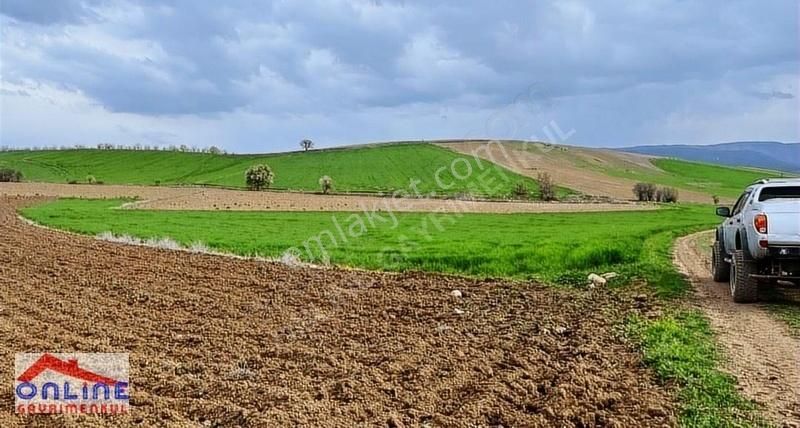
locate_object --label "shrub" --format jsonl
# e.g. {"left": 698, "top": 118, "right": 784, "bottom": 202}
{"left": 0, "top": 168, "right": 23, "bottom": 182}
{"left": 245, "top": 164, "right": 274, "bottom": 190}
{"left": 512, "top": 182, "right": 529, "bottom": 199}
{"left": 537, "top": 173, "right": 556, "bottom": 201}
{"left": 633, "top": 182, "right": 657, "bottom": 201}
{"left": 660, "top": 187, "right": 679, "bottom": 203}
{"left": 86, "top": 175, "right": 97, "bottom": 184}
{"left": 651, "top": 186, "right": 679, "bottom": 203}
{"left": 319, "top": 175, "right": 333, "bottom": 194}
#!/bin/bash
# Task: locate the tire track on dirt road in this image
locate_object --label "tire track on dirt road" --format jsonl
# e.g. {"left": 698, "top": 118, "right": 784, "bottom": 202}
{"left": 674, "top": 231, "right": 800, "bottom": 426}
{"left": 0, "top": 196, "right": 675, "bottom": 427}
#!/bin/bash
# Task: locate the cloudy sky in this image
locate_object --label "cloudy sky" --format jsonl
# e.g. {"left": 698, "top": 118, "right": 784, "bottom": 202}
{"left": 1, "top": 0, "right": 798, "bottom": 153}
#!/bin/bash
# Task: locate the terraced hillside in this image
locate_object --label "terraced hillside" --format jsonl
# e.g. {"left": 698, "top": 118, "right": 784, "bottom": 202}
{"left": 439, "top": 141, "right": 787, "bottom": 203}
{"left": 0, "top": 144, "right": 557, "bottom": 199}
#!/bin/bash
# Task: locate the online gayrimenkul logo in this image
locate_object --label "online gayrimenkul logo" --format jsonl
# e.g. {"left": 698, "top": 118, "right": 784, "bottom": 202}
{"left": 14, "top": 353, "right": 130, "bottom": 415}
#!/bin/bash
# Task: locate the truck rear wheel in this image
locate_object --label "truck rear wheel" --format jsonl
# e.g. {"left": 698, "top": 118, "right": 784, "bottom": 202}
{"left": 730, "top": 250, "right": 759, "bottom": 303}
{"left": 711, "top": 240, "right": 730, "bottom": 282}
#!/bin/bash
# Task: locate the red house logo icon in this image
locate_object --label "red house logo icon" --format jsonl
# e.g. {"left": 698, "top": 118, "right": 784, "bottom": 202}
{"left": 17, "top": 353, "right": 121, "bottom": 385}
{"left": 14, "top": 352, "right": 130, "bottom": 415}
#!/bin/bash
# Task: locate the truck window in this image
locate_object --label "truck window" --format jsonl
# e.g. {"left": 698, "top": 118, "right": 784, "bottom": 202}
{"left": 731, "top": 191, "right": 751, "bottom": 214}
{"left": 758, "top": 186, "right": 800, "bottom": 201}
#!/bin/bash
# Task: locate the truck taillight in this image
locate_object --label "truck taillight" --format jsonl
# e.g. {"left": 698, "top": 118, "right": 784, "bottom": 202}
{"left": 754, "top": 213, "right": 768, "bottom": 234}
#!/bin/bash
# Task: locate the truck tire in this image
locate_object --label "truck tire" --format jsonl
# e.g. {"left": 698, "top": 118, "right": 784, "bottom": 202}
{"left": 730, "top": 250, "right": 759, "bottom": 303}
{"left": 711, "top": 240, "right": 730, "bottom": 282}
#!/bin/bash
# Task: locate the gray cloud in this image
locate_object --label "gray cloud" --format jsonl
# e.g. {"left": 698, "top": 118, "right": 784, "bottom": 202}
{"left": 750, "top": 90, "right": 795, "bottom": 100}
{"left": 1, "top": 0, "right": 798, "bottom": 149}
{"left": 0, "top": 0, "right": 105, "bottom": 25}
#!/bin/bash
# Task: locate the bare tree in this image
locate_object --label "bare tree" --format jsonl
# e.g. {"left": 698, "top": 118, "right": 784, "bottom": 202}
{"left": 633, "top": 183, "right": 657, "bottom": 201}
{"left": 300, "top": 139, "right": 314, "bottom": 152}
{"left": 537, "top": 173, "right": 556, "bottom": 201}
{"left": 661, "top": 187, "right": 679, "bottom": 203}
{"left": 512, "top": 182, "right": 529, "bottom": 200}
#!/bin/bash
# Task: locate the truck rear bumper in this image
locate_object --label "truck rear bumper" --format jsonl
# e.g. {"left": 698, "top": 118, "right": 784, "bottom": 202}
{"left": 767, "top": 246, "right": 800, "bottom": 257}
{"left": 750, "top": 274, "right": 800, "bottom": 280}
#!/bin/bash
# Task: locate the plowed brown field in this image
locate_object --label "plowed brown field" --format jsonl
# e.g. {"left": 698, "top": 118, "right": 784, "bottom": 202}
{"left": 0, "top": 197, "right": 675, "bottom": 427}
{"left": 0, "top": 183, "right": 653, "bottom": 214}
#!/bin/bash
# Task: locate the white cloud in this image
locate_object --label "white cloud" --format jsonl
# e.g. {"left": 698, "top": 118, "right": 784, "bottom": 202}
{"left": 396, "top": 30, "right": 498, "bottom": 95}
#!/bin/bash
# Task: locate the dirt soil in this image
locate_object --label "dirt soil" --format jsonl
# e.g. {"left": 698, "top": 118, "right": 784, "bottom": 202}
{"left": 0, "top": 197, "right": 675, "bottom": 427}
{"left": 438, "top": 142, "right": 715, "bottom": 203}
{"left": 0, "top": 182, "right": 654, "bottom": 214}
{"left": 674, "top": 231, "right": 800, "bottom": 425}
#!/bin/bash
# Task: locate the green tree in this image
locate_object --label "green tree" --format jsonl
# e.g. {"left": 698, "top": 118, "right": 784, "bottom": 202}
{"left": 319, "top": 175, "right": 333, "bottom": 194}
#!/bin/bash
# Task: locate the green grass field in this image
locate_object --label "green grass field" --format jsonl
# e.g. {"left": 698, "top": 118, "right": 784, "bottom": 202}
{"left": 0, "top": 144, "right": 566, "bottom": 199}
{"left": 603, "top": 158, "right": 783, "bottom": 199}
{"left": 22, "top": 199, "right": 718, "bottom": 297}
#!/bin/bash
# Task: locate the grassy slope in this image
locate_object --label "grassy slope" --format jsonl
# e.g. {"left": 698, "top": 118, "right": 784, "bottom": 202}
{"left": 512, "top": 142, "right": 785, "bottom": 199}
{"left": 23, "top": 199, "right": 716, "bottom": 296}
{"left": 612, "top": 159, "right": 783, "bottom": 199}
{"left": 0, "top": 144, "right": 564, "bottom": 198}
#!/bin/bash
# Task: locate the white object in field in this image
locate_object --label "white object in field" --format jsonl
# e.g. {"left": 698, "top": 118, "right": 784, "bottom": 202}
{"left": 587, "top": 273, "right": 607, "bottom": 287}
{"left": 601, "top": 272, "right": 618, "bottom": 280}
{"left": 450, "top": 289, "right": 463, "bottom": 298}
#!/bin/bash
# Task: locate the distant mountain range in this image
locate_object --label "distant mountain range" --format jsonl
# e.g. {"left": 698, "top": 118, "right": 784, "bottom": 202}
{"left": 621, "top": 141, "right": 800, "bottom": 173}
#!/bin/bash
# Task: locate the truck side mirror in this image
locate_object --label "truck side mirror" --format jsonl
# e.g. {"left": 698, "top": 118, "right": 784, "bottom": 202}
{"left": 715, "top": 207, "right": 731, "bottom": 217}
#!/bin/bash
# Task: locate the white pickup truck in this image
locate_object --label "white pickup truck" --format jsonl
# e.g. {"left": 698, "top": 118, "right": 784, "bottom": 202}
{"left": 711, "top": 178, "right": 800, "bottom": 302}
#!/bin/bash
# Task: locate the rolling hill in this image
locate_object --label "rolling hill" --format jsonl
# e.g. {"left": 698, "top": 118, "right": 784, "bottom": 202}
{"left": 2, "top": 140, "right": 786, "bottom": 203}
{"left": 621, "top": 141, "right": 800, "bottom": 173}
{"left": 0, "top": 143, "right": 557, "bottom": 199}
{"left": 439, "top": 140, "right": 786, "bottom": 202}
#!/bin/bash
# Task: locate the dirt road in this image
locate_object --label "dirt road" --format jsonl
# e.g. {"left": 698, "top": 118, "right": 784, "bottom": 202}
{"left": 674, "top": 231, "right": 800, "bottom": 425}
{"left": 0, "top": 182, "right": 654, "bottom": 214}
{"left": 0, "top": 196, "right": 675, "bottom": 426}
